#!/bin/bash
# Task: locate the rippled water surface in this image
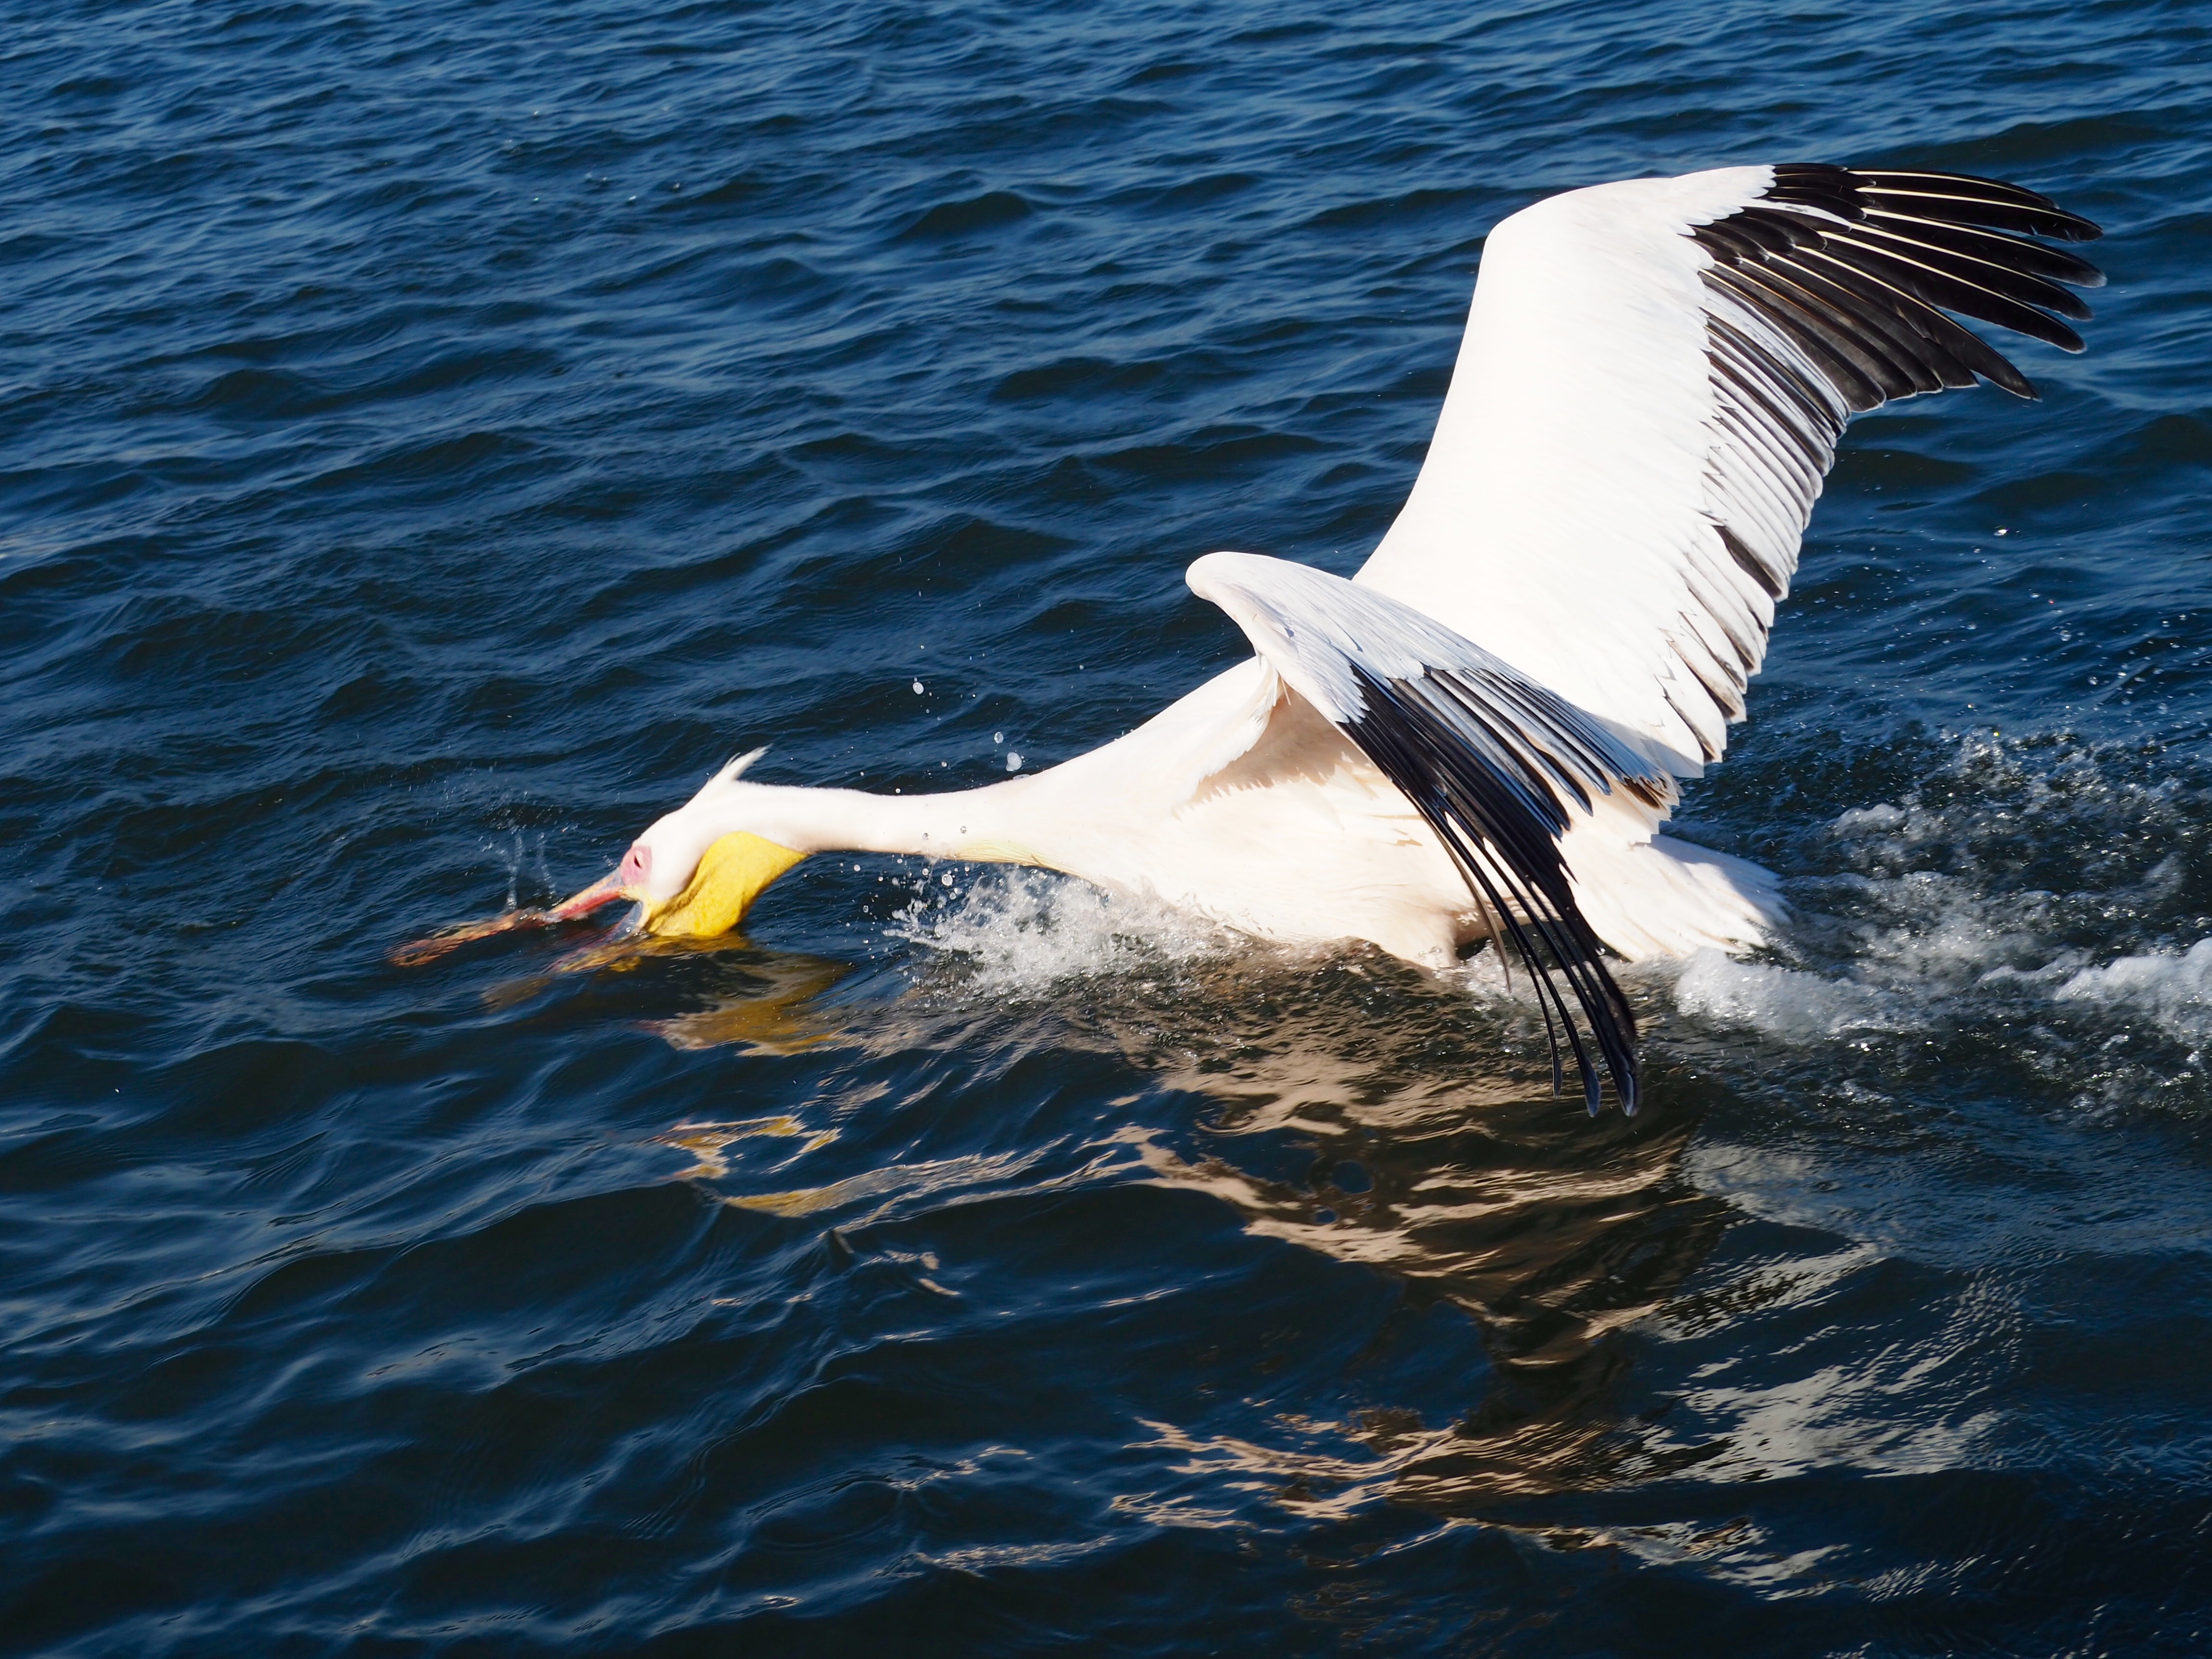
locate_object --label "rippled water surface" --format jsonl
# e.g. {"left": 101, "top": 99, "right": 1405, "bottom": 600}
{"left": 7, "top": 2, "right": 2212, "bottom": 1653}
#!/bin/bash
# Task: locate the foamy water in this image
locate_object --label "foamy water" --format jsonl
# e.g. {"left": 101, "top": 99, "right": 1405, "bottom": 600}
{"left": 1649, "top": 731, "right": 2212, "bottom": 1109}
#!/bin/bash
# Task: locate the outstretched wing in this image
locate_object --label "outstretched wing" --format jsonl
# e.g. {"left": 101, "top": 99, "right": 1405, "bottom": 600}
{"left": 1189, "top": 550, "right": 1674, "bottom": 1114}
{"left": 1357, "top": 163, "right": 2103, "bottom": 775}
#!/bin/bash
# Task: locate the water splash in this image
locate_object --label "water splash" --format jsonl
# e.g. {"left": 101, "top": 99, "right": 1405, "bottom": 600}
{"left": 1667, "top": 730, "right": 2212, "bottom": 1113}
{"left": 889, "top": 866, "right": 1240, "bottom": 993}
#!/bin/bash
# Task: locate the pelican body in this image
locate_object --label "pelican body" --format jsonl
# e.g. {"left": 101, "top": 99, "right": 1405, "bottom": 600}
{"left": 527, "top": 161, "right": 2104, "bottom": 1111}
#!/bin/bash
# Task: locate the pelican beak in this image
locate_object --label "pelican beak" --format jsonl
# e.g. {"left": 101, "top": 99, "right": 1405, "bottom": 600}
{"left": 637, "top": 832, "right": 809, "bottom": 938}
{"left": 548, "top": 870, "right": 633, "bottom": 922}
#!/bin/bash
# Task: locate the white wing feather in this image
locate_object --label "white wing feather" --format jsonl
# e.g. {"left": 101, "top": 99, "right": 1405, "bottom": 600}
{"left": 1362, "top": 169, "right": 1772, "bottom": 774}
{"left": 1356, "top": 163, "right": 2100, "bottom": 774}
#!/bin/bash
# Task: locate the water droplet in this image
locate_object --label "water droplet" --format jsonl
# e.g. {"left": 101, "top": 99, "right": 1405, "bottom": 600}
{"left": 1006, "top": 753, "right": 1024, "bottom": 772}
{"left": 912, "top": 680, "right": 925, "bottom": 695}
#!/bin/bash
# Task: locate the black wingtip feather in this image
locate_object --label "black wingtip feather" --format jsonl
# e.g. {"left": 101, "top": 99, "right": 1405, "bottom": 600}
{"left": 1698, "top": 164, "right": 2100, "bottom": 413}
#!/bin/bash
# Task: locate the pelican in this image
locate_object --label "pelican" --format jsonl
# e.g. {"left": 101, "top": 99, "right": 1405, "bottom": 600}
{"left": 414, "top": 162, "right": 2103, "bottom": 1111}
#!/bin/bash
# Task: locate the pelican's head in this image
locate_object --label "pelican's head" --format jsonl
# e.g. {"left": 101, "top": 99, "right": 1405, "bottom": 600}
{"left": 550, "top": 749, "right": 809, "bottom": 939}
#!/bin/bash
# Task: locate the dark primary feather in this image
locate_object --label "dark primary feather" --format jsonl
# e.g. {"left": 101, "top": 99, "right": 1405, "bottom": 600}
{"left": 1676, "top": 163, "right": 2103, "bottom": 721}
{"left": 1345, "top": 663, "right": 1657, "bottom": 1114}
{"left": 1700, "top": 164, "right": 2105, "bottom": 394}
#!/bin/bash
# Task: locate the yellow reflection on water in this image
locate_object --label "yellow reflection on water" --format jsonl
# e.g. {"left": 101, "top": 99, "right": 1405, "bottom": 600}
{"left": 653, "top": 1116, "right": 838, "bottom": 1180}
{"left": 650, "top": 950, "right": 852, "bottom": 1053}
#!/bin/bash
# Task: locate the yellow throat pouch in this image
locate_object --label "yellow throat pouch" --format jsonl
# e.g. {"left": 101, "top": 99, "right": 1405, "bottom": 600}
{"left": 642, "top": 832, "right": 809, "bottom": 938}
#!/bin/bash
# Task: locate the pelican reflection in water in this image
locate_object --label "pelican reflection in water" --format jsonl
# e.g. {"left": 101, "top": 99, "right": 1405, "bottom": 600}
{"left": 639, "top": 925, "right": 1733, "bottom": 1514}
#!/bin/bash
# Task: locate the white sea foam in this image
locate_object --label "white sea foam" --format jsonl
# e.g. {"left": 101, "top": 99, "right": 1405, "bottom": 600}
{"left": 2054, "top": 938, "right": 2212, "bottom": 1038}
{"left": 890, "top": 735, "right": 2212, "bottom": 1108}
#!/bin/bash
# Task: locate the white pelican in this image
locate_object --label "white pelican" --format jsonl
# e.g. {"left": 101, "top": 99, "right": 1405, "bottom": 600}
{"left": 417, "top": 162, "right": 2104, "bottom": 1112}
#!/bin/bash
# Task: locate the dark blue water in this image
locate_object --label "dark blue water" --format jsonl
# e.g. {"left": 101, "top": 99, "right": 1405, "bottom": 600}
{"left": 7, "top": 2, "right": 2212, "bottom": 1653}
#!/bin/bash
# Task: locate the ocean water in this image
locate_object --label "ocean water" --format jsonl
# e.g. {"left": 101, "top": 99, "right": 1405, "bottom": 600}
{"left": 5, "top": 1, "right": 2211, "bottom": 1653}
